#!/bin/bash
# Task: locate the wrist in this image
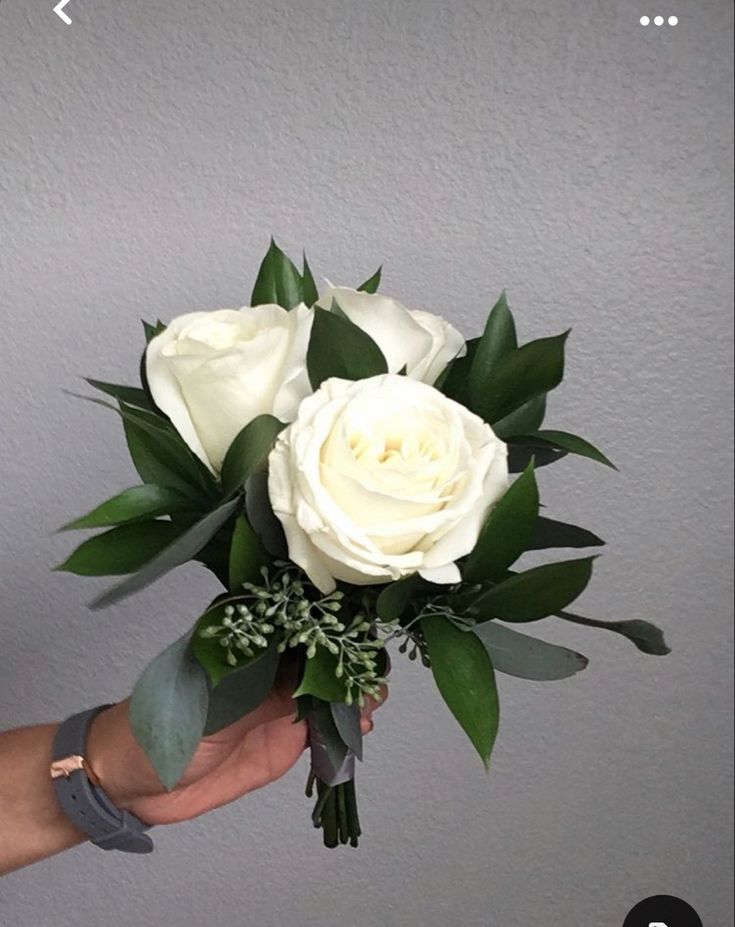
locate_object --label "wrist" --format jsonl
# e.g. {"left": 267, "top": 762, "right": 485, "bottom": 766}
{"left": 85, "top": 702, "right": 158, "bottom": 806}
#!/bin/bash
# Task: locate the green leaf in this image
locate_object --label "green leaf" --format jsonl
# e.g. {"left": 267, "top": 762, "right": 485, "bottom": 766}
{"left": 508, "top": 442, "right": 567, "bottom": 473}
{"left": 129, "top": 634, "right": 209, "bottom": 791}
{"left": 245, "top": 471, "right": 288, "bottom": 557}
{"left": 471, "top": 558, "right": 596, "bottom": 623}
{"left": 556, "top": 611, "right": 671, "bottom": 655}
{"left": 294, "top": 645, "right": 348, "bottom": 703}
{"left": 251, "top": 238, "right": 303, "bottom": 309}
{"left": 301, "top": 253, "right": 320, "bottom": 307}
{"left": 509, "top": 430, "right": 616, "bottom": 469}
{"left": 422, "top": 615, "right": 499, "bottom": 767}
{"left": 56, "top": 521, "right": 184, "bottom": 575}
{"left": 228, "top": 515, "right": 269, "bottom": 592}
{"left": 376, "top": 576, "right": 420, "bottom": 621}
{"left": 220, "top": 415, "right": 286, "bottom": 496}
{"left": 142, "top": 319, "right": 167, "bottom": 343}
{"left": 463, "top": 460, "right": 539, "bottom": 584}
{"left": 472, "top": 331, "right": 569, "bottom": 425}
{"left": 434, "top": 337, "right": 479, "bottom": 400}
{"left": 203, "top": 643, "right": 280, "bottom": 735}
{"left": 528, "top": 517, "right": 605, "bottom": 550}
{"left": 330, "top": 701, "right": 364, "bottom": 760}
{"left": 90, "top": 497, "right": 240, "bottom": 609}
{"left": 468, "top": 292, "right": 517, "bottom": 407}
{"left": 60, "top": 485, "right": 195, "bottom": 531}
{"left": 357, "top": 266, "right": 382, "bottom": 293}
{"left": 85, "top": 379, "right": 154, "bottom": 412}
{"left": 473, "top": 621, "right": 588, "bottom": 681}
{"left": 307, "top": 305, "right": 389, "bottom": 390}
{"left": 491, "top": 394, "right": 547, "bottom": 439}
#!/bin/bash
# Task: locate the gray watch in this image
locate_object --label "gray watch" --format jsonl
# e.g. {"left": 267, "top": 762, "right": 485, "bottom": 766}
{"left": 50, "top": 705, "right": 154, "bottom": 853}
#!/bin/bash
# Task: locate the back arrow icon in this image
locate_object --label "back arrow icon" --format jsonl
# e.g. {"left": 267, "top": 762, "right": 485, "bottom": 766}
{"left": 53, "top": 0, "right": 72, "bottom": 24}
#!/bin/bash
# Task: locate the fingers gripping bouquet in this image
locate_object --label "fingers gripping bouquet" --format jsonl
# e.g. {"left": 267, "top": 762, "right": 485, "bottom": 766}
{"left": 58, "top": 241, "right": 669, "bottom": 847}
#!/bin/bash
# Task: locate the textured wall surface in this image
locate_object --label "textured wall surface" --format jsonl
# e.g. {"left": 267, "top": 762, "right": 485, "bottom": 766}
{"left": 1, "top": 0, "right": 733, "bottom": 924}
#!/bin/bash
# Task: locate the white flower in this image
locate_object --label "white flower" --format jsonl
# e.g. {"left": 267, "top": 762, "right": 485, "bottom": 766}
{"left": 146, "top": 305, "right": 312, "bottom": 473}
{"left": 317, "top": 285, "right": 465, "bottom": 384}
{"left": 268, "top": 374, "right": 508, "bottom": 593}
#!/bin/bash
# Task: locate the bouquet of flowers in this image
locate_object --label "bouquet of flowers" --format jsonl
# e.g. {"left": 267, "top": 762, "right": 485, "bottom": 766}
{"left": 58, "top": 240, "right": 669, "bottom": 848}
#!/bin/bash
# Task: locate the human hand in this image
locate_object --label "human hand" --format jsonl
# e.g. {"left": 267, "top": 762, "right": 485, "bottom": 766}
{"left": 86, "top": 668, "right": 383, "bottom": 826}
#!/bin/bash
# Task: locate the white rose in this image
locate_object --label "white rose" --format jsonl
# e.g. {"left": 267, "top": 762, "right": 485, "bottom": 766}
{"left": 146, "top": 304, "right": 312, "bottom": 473}
{"left": 317, "top": 285, "right": 465, "bottom": 384}
{"left": 268, "top": 374, "right": 508, "bottom": 593}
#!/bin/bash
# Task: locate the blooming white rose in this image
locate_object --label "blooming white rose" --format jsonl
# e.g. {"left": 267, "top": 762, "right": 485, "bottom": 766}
{"left": 146, "top": 304, "right": 312, "bottom": 473}
{"left": 317, "top": 285, "right": 465, "bottom": 384}
{"left": 268, "top": 374, "right": 508, "bottom": 593}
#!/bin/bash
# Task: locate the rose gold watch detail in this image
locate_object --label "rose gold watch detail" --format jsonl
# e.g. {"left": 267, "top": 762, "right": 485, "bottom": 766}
{"left": 50, "top": 754, "right": 102, "bottom": 787}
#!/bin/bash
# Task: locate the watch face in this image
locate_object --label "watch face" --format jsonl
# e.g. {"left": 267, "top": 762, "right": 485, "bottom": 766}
{"left": 622, "top": 895, "right": 702, "bottom": 927}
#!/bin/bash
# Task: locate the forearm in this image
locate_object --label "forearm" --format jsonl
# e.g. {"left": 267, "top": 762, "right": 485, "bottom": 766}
{"left": 0, "top": 724, "right": 85, "bottom": 875}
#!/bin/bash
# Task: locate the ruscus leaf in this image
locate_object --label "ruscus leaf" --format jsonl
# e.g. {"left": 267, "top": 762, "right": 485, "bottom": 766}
{"left": 307, "top": 305, "right": 388, "bottom": 390}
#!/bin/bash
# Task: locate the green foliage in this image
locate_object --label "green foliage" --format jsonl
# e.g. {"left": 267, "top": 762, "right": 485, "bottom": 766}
{"left": 60, "top": 485, "right": 195, "bottom": 531}
{"left": 228, "top": 515, "right": 270, "bottom": 592}
{"left": 527, "top": 517, "right": 605, "bottom": 550}
{"left": 422, "top": 614, "right": 499, "bottom": 767}
{"left": 471, "top": 331, "right": 569, "bottom": 425}
{"left": 129, "top": 634, "right": 209, "bottom": 791}
{"left": 56, "top": 521, "right": 184, "bottom": 576}
{"left": 294, "top": 645, "right": 349, "bottom": 703}
{"left": 508, "top": 430, "right": 616, "bottom": 469}
{"left": 463, "top": 460, "right": 539, "bottom": 584}
{"left": 204, "top": 643, "right": 281, "bottom": 735}
{"left": 251, "top": 238, "right": 310, "bottom": 309}
{"left": 220, "top": 415, "right": 285, "bottom": 496}
{"left": 307, "top": 305, "right": 388, "bottom": 390}
{"left": 473, "top": 621, "right": 588, "bottom": 681}
{"left": 491, "top": 394, "right": 547, "bottom": 439}
{"left": 301, "top": 253, "right": 320, "bottom": 307}
{"left": 85, "top": 379, "right": 154, "bottom": 412}
{"left": 468, "top": 292, "right": 517, "bottom": 406}
{"left": 556, "top": 611, "right": 670, "bottom": 655}
{"left": 90, "top": 497, "right": 240, "bottom": 609}
{"left": 471, "top": 558, "right": 596, "bottom": 623}
{"left": 376, "top": 576, "right": 421, "bottom": 621}
{"left": 193, "top": 599, "right": 275, "bottom": 686}
{"left": 357, "top": 266, "right": 382, "bottom": 293}
{"left": 330, "top": 701, "right": 363, "bottom": 760}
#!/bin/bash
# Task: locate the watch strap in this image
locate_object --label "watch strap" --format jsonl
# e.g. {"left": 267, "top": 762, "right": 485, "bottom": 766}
{"left": 51, "top": 705, "right": 154, "bottom": 854}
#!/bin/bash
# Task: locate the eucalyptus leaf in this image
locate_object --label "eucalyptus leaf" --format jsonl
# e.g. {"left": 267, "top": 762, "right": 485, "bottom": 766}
{"left": 129, "top": 634, "right": 209, "bottom": 791}
{"left": 91, "top": 497, "right": 240, "bottom": 609}
{"left": 307, "top": 306, "right": 388, "bottom": 390}
{"left": 473, "top": 621, "right": 588, "bottom": 681}
{"left": 203, "top": 643, "right": 281, "bottom": 734}
{"left": 56, "top": 521, "right": 184, "bottom": 576}
{"left": 509, "top": 430, "right": 616, "bottom": 470}
{"left": 251, "top": 238, "right": 303, "bottom": 309}
{"left": 527, "top": 517, "right": 605, "bottom": 550}
{"left": 357, "top": 266, "right": 382, "bottom": 293}
{"left": 471, "top": 557, "right": 596, "bottom": 623}
{"left": 422, "top": 614, "right": 499, "bottom": 767}
{"left": 556, "top": 611, "right": 670, "bottom": 656}
{"left": 468, "top": 292, "right": 517, "bottom": 406}
{"left": 472, "top": 331, "right": 569, "bottom": 425}
{"left": 463, "top": 460, "right": 539, "bottom": 584}
{"left": 220, "top": 415, "right": 285, "bottom": 496}
{"left": 60, "top": 485, "right": 195, "bottom": 531}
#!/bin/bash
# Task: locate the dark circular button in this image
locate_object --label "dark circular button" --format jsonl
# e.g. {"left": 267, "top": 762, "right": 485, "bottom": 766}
{"left": 623, "top": 895, "right": 702, "bottom": 927}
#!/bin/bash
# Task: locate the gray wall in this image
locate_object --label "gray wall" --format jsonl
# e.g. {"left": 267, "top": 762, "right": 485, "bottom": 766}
{"left": 1, "top": 0, "right": 733, "bottom": 924}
